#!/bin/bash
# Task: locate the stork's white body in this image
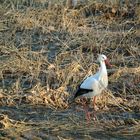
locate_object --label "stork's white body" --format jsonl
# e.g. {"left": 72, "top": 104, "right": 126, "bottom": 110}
{"left": 73, "top": 54, "right": 111, "bottom": 121}
{"left": 74, "top": 54, "right": 110, "bottom": 99}
{"left": 80, "top": 61, "right": 108, "bottom": 98}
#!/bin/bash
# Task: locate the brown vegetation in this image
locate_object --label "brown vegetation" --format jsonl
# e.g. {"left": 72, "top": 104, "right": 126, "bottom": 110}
{"left": 0, "top": 0, "right": 140, "bottom": 139}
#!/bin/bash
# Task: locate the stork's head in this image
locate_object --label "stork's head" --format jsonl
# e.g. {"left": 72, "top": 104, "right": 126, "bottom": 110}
{"left": 97, "top": 54, "right": 112, "bottom": 67}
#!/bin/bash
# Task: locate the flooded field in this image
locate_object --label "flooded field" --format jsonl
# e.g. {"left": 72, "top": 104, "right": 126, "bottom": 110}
{"left": 0, "top": 0, "right": 140, "bottom": 139}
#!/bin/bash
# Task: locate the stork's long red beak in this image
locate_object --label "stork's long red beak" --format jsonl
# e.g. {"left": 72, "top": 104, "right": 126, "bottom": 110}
{"left": 105, "top": 59, "right": 112, "bottom": 67}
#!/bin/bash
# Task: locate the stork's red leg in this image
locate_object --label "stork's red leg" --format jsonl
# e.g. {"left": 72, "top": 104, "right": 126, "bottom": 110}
{"left": 93, "top": 96, "right": 96, "bottom": 110}
{"left": 83, "top": 103, "right": 91, "bottom": 122}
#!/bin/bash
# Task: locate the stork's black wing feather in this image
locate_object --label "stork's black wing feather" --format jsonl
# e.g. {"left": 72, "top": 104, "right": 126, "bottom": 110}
{"left": 74, "top": 87, "right": 93, "bottom": 98}
{"left": 74, "top": 75, "right": 93, "bottom": 99}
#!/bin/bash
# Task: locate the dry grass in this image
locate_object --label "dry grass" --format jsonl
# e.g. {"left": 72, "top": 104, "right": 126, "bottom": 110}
{"left": 0, "top": 0, "right": 140, "bottom": 139}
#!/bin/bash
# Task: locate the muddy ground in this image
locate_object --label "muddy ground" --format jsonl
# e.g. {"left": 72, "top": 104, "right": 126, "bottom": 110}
{"left": 0, "top": 0, "right": 140, "bottom": 139}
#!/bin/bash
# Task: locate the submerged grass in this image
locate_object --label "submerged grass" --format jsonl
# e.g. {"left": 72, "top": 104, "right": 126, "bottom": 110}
{"left": 0, "top": 0, "right": 140, "bottom": 139}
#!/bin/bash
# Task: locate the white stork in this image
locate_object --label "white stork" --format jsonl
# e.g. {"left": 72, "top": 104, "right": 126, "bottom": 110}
{"left": 74, "top": 54, "right": 112, "bottom": 121}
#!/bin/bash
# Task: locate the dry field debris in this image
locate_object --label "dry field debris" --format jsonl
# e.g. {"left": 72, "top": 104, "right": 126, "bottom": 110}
{"left": 0, "top": 0, "right": 140, "bottom": 139}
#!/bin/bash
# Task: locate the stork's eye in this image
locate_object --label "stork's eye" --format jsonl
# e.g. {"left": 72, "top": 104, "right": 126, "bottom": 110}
{"left": 102, "top": 56, "right": 105, "bottom": 60}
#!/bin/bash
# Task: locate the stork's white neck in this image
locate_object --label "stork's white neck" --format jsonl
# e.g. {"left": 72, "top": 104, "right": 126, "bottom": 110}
{"left": 99, "top": 60, "right": 107, "bottom": 75}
